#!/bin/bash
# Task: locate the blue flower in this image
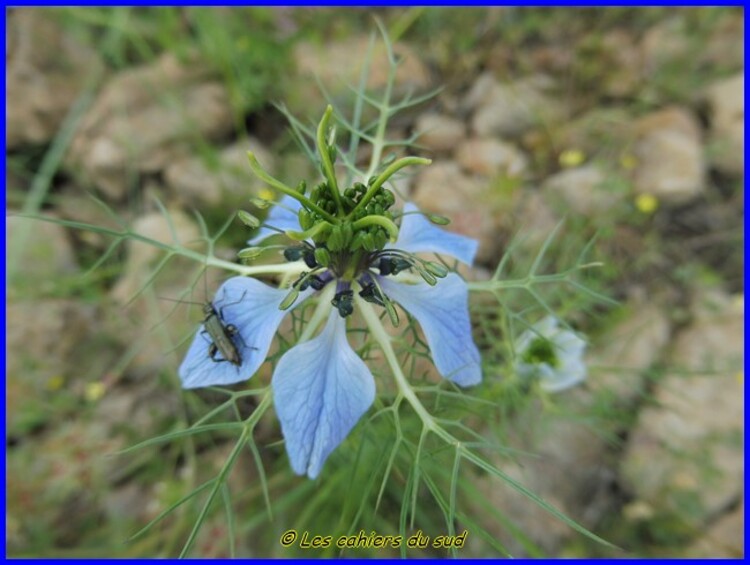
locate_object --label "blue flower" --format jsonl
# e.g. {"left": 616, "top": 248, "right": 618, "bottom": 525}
{"left": 179, "top": 199, "right": 481, "bottom": 478}
{"left": 514, "top": 316, "right": 587, "bottom": 392}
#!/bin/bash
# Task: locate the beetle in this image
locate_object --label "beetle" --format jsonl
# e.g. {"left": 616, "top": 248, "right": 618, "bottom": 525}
{"left": 199, "top": 290, "right": 254, "bottom": 366}
{"left": 165, "top": 280, "right": 257, "bottom": 371}
{"left": 202, "top": 303, "right": 242, "bottom": 365}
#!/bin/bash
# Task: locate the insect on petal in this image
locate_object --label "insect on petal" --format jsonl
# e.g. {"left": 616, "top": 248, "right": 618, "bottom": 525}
{"left": 379, "top": 273, "right": 482, "bottom": 387}
{"left": 179, "top": 277, "right": 310, "bottom": 389}
{"left": 247, "top": 194, "right": 303, "bottom": 245}
{"left": 273, "top": 310, "right": 375, "bottom": 479}
{"left": 391, "top": 202, "right": 478, "bottom": 266}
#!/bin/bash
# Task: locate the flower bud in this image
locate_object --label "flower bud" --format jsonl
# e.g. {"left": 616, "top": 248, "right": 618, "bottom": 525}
{"left": 424, "top": 261, "right": 449, "bottom": 278}
{"left": 426, "top": 213, "right": 450, "bottom": 225}
{"left": 279, "top": 287, "right": 300, "bottom": 310}
{"left": 237, "top": 210, "right": 260, "bottom": 228}
{"left": 237, "top": 247, "right": 264, "bottom": 260}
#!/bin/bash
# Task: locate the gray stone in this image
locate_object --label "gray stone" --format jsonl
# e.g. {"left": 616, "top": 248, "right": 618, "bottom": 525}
{"left": 53, "top": 186, "right": 126, "bottom": 248}
{"left": 598, "top": 30, "right": 643, "bottom": 99}
{"left": 6, "top": 9, "right": 103, "bottom": 149}
{"left": 511, "top": 190, "right": 561, "bottom": 251}
{"left": 640, "top": 18, "right": 691, "bottom": 78}
{"left": 7, "top": 419, "right": 122, "bottom": 548}
{"left": 587, "top": 300, "right": 671, "bottom": 403}
{"left": 102, "top": 483, "right": 153, "bottom": 526}
{"left": 621, "top": 289, "right": 744, "bottom": 527}
{"left": 289, "top": 36, "right": 432, "bottom": 120}
{"left": 642, "top": 14, "right": 743, "bottom": 78}
{"left": 6, "top": 299, "right": 97, "bottom": 437}
{"left": 107, "top": 209, "right": 204, "bottom": 376}
{"left": 703, "top": 73, "right": 743, "bottom": 177}
{"left": 93, "top": 383, "right": 177, "bottom": 437}
{"left": 110, "top": 208, "right": 202, "bottom": 306}
{"left": 631, "top": 107, "right": 706, "bottom": 204}
{"left": 7, "top": 215, "right": 78, "bottom": 292}
{"left": 166, "top": 138, "right": 276, "bottom": 209}
{"left": 701, "top": 12, "right": 744, "bottom": 71}
{"left": 464, "top": 73, "right": 567, "bottom": 138}
{"left": 542, "top": 165, "right": 623, "bottom": 216}
{"left": 552, "top": 107, "right": 634, "bottom": 165}
{"left": 66, "top": 52, "right": 233, "bottom": 200}
{"left": 456, "top": 137, "right": 528, "bottom": 178}
{"left": 686, "top": 502, "right": 744, "bottom": 558}
{"left": 472, "top": 396, "right": 618, "bottom": 556}
{"left": 411, "top": 161, "right": 504, "bottom": 263}
{"left": 414, "top": 113, "right": 467, "bottom": 153}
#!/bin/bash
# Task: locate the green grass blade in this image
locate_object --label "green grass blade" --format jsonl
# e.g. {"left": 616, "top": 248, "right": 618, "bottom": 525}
{"left": 115, "top": 422, "right": 244, "bottom": 455}
{"left": 179, "top": 426, "right": 250, "bottom": 557}
{"left": 128, "top": 478, "right": 215, "bottom": 542}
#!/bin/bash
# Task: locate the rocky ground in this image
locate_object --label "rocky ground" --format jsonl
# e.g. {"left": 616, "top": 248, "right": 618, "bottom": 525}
{"left": 6, "top": 7, "right": 744, "bottom": 558}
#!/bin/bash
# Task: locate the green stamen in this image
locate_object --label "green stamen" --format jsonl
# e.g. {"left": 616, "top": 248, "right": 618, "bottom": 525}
{"left": 349, "top": 156, "right": 431, "bottom": 218}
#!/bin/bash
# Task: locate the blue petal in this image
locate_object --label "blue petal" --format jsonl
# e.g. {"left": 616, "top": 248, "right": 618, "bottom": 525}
{"left": 391, "top": 202, "right": 478, "bottom": 266}
{"left": 273, "top": 310, "right": 375, "bottom": 479}
{"left": 179, "top": 277, "right": 309, "bottom": 389}
{"left": 247, "top": 194, "right": 302, "bottom": 245}
{"left": 378, "top": 273, "right": 482, "bottom": 387}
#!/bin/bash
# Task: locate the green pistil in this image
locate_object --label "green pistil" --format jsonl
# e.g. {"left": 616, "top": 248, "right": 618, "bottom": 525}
{"left": 316, "top": 105, "right": 344, "bottom": 216}
{"left": 348, "top": 156, "right": 431, "bottom": 219}
{"left": 523, "top": 338, "right": 559, "bottom": 367}
{"left": 285, "top": 220, "right": 333, "bottom": 242}
{"left": 351, "top": 215, "right": 399, "bottom": 242}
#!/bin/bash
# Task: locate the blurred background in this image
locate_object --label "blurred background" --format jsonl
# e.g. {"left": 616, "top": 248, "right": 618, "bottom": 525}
{"left": 5, "top": 7, "right": 744, "bottom": 557}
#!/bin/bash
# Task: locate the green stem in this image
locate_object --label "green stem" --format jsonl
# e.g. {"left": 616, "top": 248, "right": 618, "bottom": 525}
{"left": 246, "top": 152, "right": 337, "bottom": 224}
{"left": 357, "top": 297, "right": 449, "bottom": 440}
{"left": 299, "top": 284, "right": 335, "bottom": 342}
{"left": 180, "top": 391, "right": 273, "bottom": 557}
{"left": 364, "top": 62, "right": 395, "bottom": 181}
{"left": 466, "top": 274, "right": 572, "bottom": 293}
{"left": 351, "top": 215, "right": 400, "bottom": 242}
{"left": 12, "top": 212, "right": 305, "bottom": 279}
{"left": 350, "top": 157, "right": 431, "bottom": 218}
{"left": 205, "top": 257, "right": 304, "bottom": 278}
{"left": 316, "top": 105, "right": 343, "bottom": 215}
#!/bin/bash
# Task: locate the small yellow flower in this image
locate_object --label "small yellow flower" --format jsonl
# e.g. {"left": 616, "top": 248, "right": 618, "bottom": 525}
{"left": 259, "top": 188, "right": 275, "bottom": 201}
{"left": 635, "top": 193, "right": 659, "bottom": 214}
{"left": 736, "top": 371, "right": 743, "bottom": 385}
{"left": 84, "top": 382, "right": 106, "bottom": 402}
{"left": 558, "top": 149, "right": 585, "bottom": 168}
{"left": 620, "top": 153, "right": 638, "bottom": 170}
{"left": 46, "top": 375, "right": 65, "bottom": 391}
{"left": 623, "top": 500, "right": 655, "bottom": 521}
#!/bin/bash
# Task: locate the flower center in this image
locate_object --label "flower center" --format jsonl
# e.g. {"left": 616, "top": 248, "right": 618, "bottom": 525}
{"left": 281, "top": 239, "right": 450, "bottom": 321}
{"left": 523, "top": 337, "right": 559, "bottom": 368}
{"left": 295, "top": 179, "right": 397, "bottom": 279}
{"left": 277, "top": 182, "right": 454, "bottom": 321}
